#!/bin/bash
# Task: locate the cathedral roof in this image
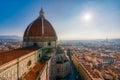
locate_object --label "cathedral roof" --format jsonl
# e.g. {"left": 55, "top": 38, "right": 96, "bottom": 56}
{"left": 0, "top": 46, "right": 39, "bottom": 66}
{"left": 21, "top": 62, "right": 46, "bottom": 80}
{"left": 23, "top": 9, "right": 57, "bottom": 42}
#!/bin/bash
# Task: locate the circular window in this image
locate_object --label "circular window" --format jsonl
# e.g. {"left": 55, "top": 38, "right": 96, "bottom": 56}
{"left": 48, "top": 42, "right": 51, "bottom": 46}
{"left": 27, "top": 60, "right": 32, "bottom": 67}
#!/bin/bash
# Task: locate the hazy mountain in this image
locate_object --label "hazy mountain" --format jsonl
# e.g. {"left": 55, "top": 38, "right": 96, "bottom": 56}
{"left": 0, "top": 35, "right": 22, "bottom": 40}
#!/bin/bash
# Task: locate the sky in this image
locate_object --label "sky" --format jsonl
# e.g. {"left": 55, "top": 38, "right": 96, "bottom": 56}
{"left": 0, "top": 0, "right": 120, "bottom": 40}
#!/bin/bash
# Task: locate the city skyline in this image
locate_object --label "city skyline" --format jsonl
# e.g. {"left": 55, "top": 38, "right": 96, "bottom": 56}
{"left": 0, "top": 0, "right": 120, "bottom": 40}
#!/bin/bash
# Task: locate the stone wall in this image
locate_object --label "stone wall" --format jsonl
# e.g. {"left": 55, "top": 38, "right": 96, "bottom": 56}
{"left": 23, "top": 41, "right": 56, "bottom": 48}
{"left": 0, "top": 50, "right": 37, "bottom": 80}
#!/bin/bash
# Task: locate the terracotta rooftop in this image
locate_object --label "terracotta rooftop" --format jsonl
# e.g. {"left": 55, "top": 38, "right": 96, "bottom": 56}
{"left": 21, "top": 61, "right": 46, "bottom": 80}
{"left": 73, "top": 53, "right": 102, "bottom": 79}
{"left": 23, "top": 9, "right": 57, "bottom": 41}
{"left": 24, "top": 18, "right": 57, "bottom": 37}
{"left": 0, "top": 46, "right": 39, "bottom": 66}
{"left": 83, "top": 64, "right": 101, "bottom": 79}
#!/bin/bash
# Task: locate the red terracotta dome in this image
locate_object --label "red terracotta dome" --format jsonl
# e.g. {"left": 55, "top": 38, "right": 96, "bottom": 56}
{"left": 23, "top": 9, "right": 57, "bottom": 42}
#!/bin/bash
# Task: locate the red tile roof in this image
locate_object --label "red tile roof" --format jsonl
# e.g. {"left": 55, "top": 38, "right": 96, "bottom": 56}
{"left": 23, "top": 17, "right": 57, "bottom": 39}
{"left": 73, "top": 53, "right": 102, "bottom": 79}
{"left": 21, "top": 61, "right": 46, "bottom": 80}
{"left": 0, "top": 46, "right": 39, "bottom": 66}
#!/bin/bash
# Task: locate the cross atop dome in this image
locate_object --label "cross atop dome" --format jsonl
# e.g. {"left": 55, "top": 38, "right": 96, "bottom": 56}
{"left": 39, "top": 8, "right": 45, "bottom": 18}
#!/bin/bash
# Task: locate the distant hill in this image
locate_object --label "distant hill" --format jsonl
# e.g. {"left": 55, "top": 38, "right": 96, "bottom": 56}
{"left": 0, "top": 35, "right": 22, "bottom": 41}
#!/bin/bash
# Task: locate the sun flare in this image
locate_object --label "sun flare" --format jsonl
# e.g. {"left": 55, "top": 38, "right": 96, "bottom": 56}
{"left": 84, "top": 13, "right": 92, "bottom": 21}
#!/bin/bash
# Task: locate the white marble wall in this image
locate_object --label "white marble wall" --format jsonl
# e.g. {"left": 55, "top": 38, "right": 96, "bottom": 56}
{"left": 22, "top": 41, "right": 56, "bottom": 48}
{"left": 37, "top": 58, "right": 53, "bottom": 80}
{"left": 0, "top": 50, "right": 37, "bottom": 80}
{"left": 18, "top": 51, "right": 36, "bottom": 78}
{"left": 0, "top": 61, "right": 17, "bottom": 80}
{"left": 40, "top": 64, "right": 47, "bottom": 80}
{"left": 43, "top": 41, "right": 56, "bottom": 48}
{"left": 36, "top": 49, "right": 42, "bottom": 61}
{"left": 56, "top": 62, "right": 70, "bottom": 78}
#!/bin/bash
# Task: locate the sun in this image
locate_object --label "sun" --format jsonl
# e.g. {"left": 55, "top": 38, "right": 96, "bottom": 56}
{"left": 84, "top": 13, "right": 92, "bottom": 21}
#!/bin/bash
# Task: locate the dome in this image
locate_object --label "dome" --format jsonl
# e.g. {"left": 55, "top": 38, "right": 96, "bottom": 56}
{"left": 23, "top": 9, "right": 57, "bottom": 42}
